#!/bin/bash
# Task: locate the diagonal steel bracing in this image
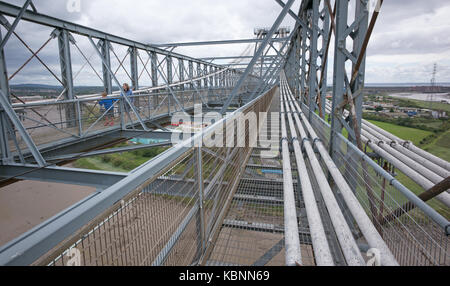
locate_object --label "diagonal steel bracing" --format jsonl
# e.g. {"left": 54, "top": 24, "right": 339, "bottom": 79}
{"left": 220, "top": 0, "right": 296, "bottom": 114}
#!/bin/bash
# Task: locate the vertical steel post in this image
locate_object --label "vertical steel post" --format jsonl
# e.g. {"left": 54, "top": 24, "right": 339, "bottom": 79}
{"left": 319, "top": 4, "right": 330, "bottom": 118}
{"left": 329, "top": 0, "right": 348, "bottom": 161}
{"left": 167, "top": 55, "right": 173, "bottom": 114}
{"left": 130, "top": 46, "right": 139, "bottom": 111}
{"left": 330, "top": 0, "right": 369, "bottom": 157}
{"left": 151, "top": 51, "right": 159, "bottom": 109}
{"left": 197, "top": 62, "right": 202, "bottom": 88}
{"left": 188, "top": 60, "right": 194, "bottom": 90}
{"left": 225, "top": 70, "right": 229, "bottom": 88}
{"left": 0, "top": 29, "right": 11, "bottom": 164}
{"left": 294, "top": 34, "right": 301, "bottom": 99}
{"left": 179, "top": 58, "right": 185, "bottom": 90}
{"left": 150, "top": 51, "right": 158, "bottom": 88}
{"left": 99, "top": 39, "right": 113, "bottom": 94}
{"left": 221, "top": 69, "right": 225, "bottom": 88}
{"left": 130, "top": 46, "right": 139, "bottom": 90}
{"left": 308, "top": 0, "right": 320, "bottom": 121}
{"left": 344, "top": 0, "right": 369, "bottom": 197}
{"left": 57, "top": 29, "right": 78, "bottom": 129}
{"left": 300, "top": 26, "right": 307, "bottom": 104}
{"left": 352, "top": 0, "right": 369, "bottom": 131}
{"left": 209, "top": 66, "right": 214, "bottom": 87}
{"left": 195, "top": 146, "right": 206, "bottom": 262}
{"left": 166, "top": 55, "right": 173, "bottom": 85}
{"left": 203, "top": 64, "right": 208, "bottom": 88}
{"left": 214, "top": 67, "right": 219, "bottom": 88}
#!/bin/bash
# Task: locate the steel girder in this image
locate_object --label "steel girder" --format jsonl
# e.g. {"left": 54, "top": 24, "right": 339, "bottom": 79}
{"left": 55, "top": 29, "right": 78, "bottom": 129}
{"left": 203, "top": 64, "right": 208, "bottom": 88}
{"left": 329, "top": 0, "right": 369, "bottom": 161}
{"left": 200, "top": 55, "right": 279, "bottom": 61}
{"left": 307, "top": 0, "right": 320, "bottom": 121}
{"left": 150, "top": 51, "right": 159, "bottom": 87}
{"left": 0, "top": 164, "right": 126, "bottom": 189}
{"left": 220, "top": 0, "right": 296, "bottom": 114}
{"left": 0, "top": 0, "right": 32, "bottom": 51}
{"left": 154, "top": 37, "right": 291, "bottom": 48}
{"left": 188, "top": 60, "right": 194, "bottom": 89}
{"left": 166, "top": 55, "right": 173, "bottom": 85}
{"left": 130, "top": 46, "right": 139, "bottom": 90}
{"left": 178, "top": 59, "right": 185, "bottom": 90}
{"left": 98, "top": 39, "right": 113, "bottom": 94}
{"left": 318, "top": 3, "right": 330, "bottom": 117}
{"left": 282, "top": 0, "right": 368, "bottom": 157}
{"left": 0, "top": 29, "right": 12, "bottom": 164}
{"left": 0, "top": 90, "right": 46, "bottom": 166}
{"left": 284, "top": 0, "right": 332, "bottom": 120}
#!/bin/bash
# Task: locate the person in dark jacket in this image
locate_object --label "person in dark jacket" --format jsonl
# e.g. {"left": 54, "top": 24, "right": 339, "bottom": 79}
{"left": 99, "top": 92, "right": 116, "bottom": 126}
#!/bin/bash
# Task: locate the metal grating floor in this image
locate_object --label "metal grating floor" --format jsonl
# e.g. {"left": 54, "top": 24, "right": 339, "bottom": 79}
{"left": 207, "top": 90, "right": 316, "bottom": 266}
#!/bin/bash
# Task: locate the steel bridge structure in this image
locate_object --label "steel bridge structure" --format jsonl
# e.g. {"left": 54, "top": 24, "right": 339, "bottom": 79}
{"left": 0, "top": 0, "right": 449, "bottom": 266}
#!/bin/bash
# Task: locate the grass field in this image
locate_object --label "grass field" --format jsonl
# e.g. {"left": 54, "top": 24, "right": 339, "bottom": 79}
{"left": 74, "top": 157, "right": 130, "bottom": 173}
{"left": 366, "top": 119, "right": 450, "bottom": 162}
{"left": 411, "top": 99, "right": 450, "bottom": 114}
{"left": 423, "top": 129, "right": 450, "bottom": 162}
{"left": 365, "top": 120, "right": 433, "bottom": 146}
{"left": 387, "top": 96, "right": 450, "bottom": 114}
{"left": 366, "top": 119, "right": 449, "bottom": 218}
{"left": 74, "top": 144, "right": 169, "bottom": 172}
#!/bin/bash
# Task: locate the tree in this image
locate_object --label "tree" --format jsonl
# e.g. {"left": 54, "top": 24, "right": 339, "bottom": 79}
{"left": 375, "top": 106, "right": 383, "bottom": 112}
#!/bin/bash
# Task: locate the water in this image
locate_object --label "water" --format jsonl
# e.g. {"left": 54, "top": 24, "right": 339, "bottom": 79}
{"left": 388, "top": 93, "right": 450, "bottom": 103}
{"left": 130, "top": 138, "right": 169, "bottom": 145}
{"left": 366, "top": 83, "right": 450, "bottom": 87}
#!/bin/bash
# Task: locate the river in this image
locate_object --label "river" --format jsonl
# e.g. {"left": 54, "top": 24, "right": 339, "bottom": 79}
{"left": 388, "top": 92, "right": 450, "bottom": 103}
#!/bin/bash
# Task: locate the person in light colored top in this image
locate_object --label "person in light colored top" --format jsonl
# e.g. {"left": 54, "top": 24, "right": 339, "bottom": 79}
{"left": 121, "top": 83, "right": 134, "bottom": 115}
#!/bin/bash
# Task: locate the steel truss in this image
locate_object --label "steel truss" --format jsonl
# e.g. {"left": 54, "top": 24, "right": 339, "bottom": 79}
{"left": 0, "top": 1, "right": 249, "bottom": 168}
{"left": 0, "top": 0, "right": 448, "bottom": 267}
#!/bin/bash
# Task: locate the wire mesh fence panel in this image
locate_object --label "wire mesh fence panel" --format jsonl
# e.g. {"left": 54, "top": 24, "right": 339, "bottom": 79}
{"left": 39, "top": 150, "right": 200, "bottom": 266}
{"left": 307, "top": 109, "right": 450, "bottom": 266}
{"left": 11, "top": 102, "right": 80, "bottom": 152}
{"left": 32, "top": 86, "right": 277, "bottom": 266}
{"left": 8, "top": 86, "right": 236, "bottom": 158}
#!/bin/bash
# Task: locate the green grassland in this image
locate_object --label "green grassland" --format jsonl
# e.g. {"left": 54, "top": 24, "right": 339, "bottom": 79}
{"left": 366, "top": 120, "right": 433, "bottom": 146}
{"left": 74, "top": 144, "right": 170, "bottom": 172}
{"left": 409, "top": 99, "right": 450, "bottom": 114}
{"left": 366, "top": 119, "right": 449, "bottom": 218}
{"left": 367, "top": 119, "right": 450, "bottom": 162}
{"left": 422, "top": 129, "right": 450, "bottom": 163}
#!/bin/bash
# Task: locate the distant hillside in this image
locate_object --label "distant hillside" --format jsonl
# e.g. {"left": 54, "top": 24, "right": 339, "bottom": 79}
{"left": 10, "top": 84, "right": 119, "bottom": 97}
{"left": 11, "top": 84, "right": 62, "bottom": 89}
{"left": 11, "top": 84, "right": 109, "bottom": 90}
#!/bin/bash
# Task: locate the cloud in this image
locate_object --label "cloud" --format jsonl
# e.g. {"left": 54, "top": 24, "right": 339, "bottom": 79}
{"left": 1, "top": 0, "right": 449, "bottom": 85}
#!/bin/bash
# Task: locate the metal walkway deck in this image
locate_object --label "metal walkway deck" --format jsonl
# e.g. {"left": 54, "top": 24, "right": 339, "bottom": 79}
{"left": 0, "top": 0, "right": 448, "bottom": 266}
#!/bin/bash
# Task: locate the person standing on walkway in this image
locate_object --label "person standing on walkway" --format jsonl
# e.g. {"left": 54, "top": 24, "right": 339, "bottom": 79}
{"left": 99, "top": 92, "right": 117, "bottom": 126}
{"left": 121, "top": 83, "right": 134, "bottom": 115}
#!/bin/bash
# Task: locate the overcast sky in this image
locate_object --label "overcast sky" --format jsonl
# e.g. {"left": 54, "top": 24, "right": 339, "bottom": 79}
{"left": 1, "top": 0, "right": 449, "bottom": 86}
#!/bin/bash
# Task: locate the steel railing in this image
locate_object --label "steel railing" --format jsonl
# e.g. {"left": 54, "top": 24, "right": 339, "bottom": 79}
{"left": 15, "top": 86, "right": 278, "bottom": 266}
